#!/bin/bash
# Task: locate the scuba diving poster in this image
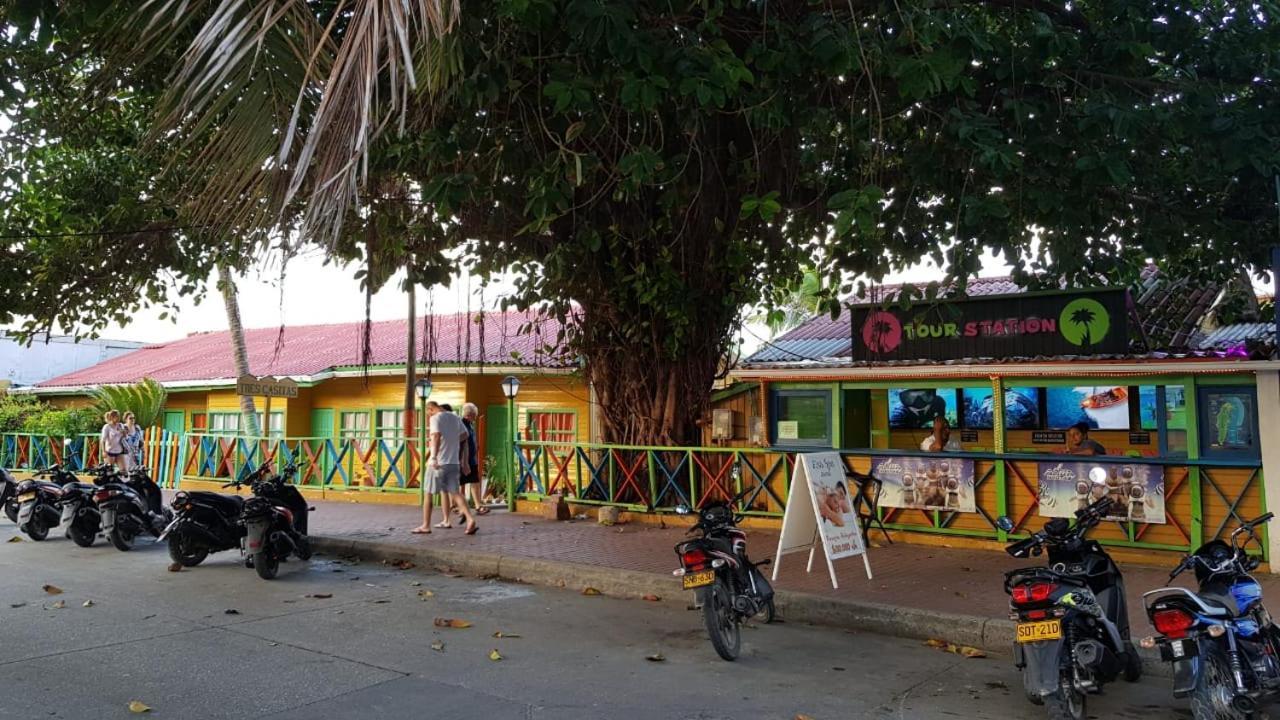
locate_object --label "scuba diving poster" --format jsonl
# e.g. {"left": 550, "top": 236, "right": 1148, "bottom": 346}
{"left": 1036, "top": 461, "right": 1166, "bottom": 524}
{"left": 871, "top": 456, "right": 977, "bottom": 513}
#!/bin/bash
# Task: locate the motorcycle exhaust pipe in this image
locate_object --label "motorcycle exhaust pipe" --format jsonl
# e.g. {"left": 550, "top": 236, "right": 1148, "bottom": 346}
{"left": 175, "top": 520, "right": 224, "bottom": 546}
{"left": 1074, "top": 639, "right": 1122, "bottom": 678}
{"left": 269, "top": 530, "right": 297, "bottom": 554}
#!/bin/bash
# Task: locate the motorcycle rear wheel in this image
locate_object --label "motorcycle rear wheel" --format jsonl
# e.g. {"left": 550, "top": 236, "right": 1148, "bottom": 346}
{"left": 25, "top": 514, "right": 49, "bottom": 541}
{"left": 68, "top": 523, "right": 96, "bottom": 548}
{"left": 763, "top": 597, "right": 777, "bottom": 624}
{"left": 1191, "top": 647, "right": 1250, "bottom": 720}
{"left": 168, "top": 534, "right": 209, "bottom": 567}
{"left": 3, "top": 502, "right": 16, "bottom": 524}
{"left": 109, "top": 526, "right": 135, "bottom": 551}
{"left": 1043, "top": 674, "right": 1086, "bottom": 720}
{"left": 702, "top": 577, "right": 741, "bottom": 661}
{"left": 254, "top": 551, "right": 280, "bottom": 580}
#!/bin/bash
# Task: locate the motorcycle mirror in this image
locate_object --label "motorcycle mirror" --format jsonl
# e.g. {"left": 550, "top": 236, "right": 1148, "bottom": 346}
{"left": 674, "top": 505, "right": 691, "bottom": 516}
{"left": 995, "top": 516, "right": 1015, "bottom": 532}
{"left": 1088, "top": 466, "right": 1107, "bottom": 484}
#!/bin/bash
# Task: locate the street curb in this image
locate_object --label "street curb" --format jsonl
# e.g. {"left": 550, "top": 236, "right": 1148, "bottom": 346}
{"left": 310, "top": 535, "right": 1170, "bottom": 677}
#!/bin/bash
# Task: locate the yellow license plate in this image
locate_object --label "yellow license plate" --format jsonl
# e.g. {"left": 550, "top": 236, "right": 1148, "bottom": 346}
{"left": 682, "top": 570, "right": 715, "bottom": 589}
{"left": 17, "top": 493, "right": 35, "bottom": 503}
{"left": 1016, "top": 620, "right": 1062, "bottom": 643}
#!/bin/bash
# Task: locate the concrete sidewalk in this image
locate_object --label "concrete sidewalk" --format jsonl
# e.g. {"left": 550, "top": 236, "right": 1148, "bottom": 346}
{"left": 307, "top": 499, "right": 1265, "bottom": 653}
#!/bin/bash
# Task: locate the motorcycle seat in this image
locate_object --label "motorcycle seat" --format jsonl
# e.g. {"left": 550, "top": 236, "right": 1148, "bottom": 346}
{"left": 26, "top": 480, "right": 66, "bottom": 494}
{"left": 186, "top": 491, "right": 245, "bottom": 516}
{"left": 63, "top": 482, "right": 97, "bottom": 493}
{"left": 1199, "top": 589, "right": 1241, "bottom": 617}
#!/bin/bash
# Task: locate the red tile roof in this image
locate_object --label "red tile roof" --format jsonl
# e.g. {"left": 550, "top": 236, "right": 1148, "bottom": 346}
{"left": 37, "top": 311, "right": 572, "bottom": 388}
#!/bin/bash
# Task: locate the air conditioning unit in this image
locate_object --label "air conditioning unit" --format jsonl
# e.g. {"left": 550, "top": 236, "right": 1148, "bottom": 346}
{"left": 748, "top": 416, "right": 765, "bottom": 445}
{"left": 711, "top": 409, "right": 737, "bottom": 440}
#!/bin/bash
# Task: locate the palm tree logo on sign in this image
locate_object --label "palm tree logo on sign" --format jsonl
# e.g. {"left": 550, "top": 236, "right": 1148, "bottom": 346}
{"left": 1058, "top": 298, "right": 1111, "bottom": 351}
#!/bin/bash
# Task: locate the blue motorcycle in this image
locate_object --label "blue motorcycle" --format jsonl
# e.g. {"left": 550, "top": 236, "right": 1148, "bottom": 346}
{"left": 1143, "top": 512, "right": 1278, "bottom": 719}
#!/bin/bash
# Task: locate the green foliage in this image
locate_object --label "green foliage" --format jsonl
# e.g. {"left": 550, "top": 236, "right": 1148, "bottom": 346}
{"left": 0, "top": 393, "right": 99, "bottom": 437}
{"left": 89, "top": 379, "right": 168, "bottom": 428}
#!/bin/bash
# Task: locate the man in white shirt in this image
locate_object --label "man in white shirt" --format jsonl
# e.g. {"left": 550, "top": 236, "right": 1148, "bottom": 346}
{"left": 412, "top": 402, "right": 477, "bottom": 535}
{"left": 921, "top": 416, "right": 963, "bottom": 453}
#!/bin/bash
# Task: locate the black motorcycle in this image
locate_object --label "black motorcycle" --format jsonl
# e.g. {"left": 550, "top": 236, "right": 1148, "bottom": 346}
{"left": 996, "top": 488, "right": 1142, "bottom": 720}
{"left": 56, "top": 465, "right": 115, "bottom": 547}
{"left": 1142, "top": 512, "right": 1277, "bottom": 719}
{"left": 158, "top": 477, "right": 248, "bottom": 568}
{"left": 95, "top": 465, "right": 171, "bottom": 551}
{"left": 1, "top": 467, "right": 18, "bottom": 523}
{"left": 673, "top": 493, "right": 776, "bottom": 661}
{"left": 15, "top": 464, "right": 78, "bottom": 541}
{"left": 237, "top": 464, "right": 311, "bottom": 580}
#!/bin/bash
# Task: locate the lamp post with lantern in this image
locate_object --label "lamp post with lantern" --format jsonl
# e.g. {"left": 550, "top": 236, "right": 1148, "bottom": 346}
{"left": 414, "top": 379, "right": 433, "bottom": 503}
{"left": 500, "top": 375, "right": 521, "bottom": 510}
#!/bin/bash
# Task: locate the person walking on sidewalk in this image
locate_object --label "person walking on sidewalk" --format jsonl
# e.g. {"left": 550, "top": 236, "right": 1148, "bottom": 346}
{"left": 122, "top": 412, "right": 144, "bottom": 470}
{"left": 100, "top": 410, "right": 129, "bottom": 473}
{"left": 412, "top": 402, "right": 478, "bottom": 535}
{"left": 459, "top": 403, "right": 489, "bottom": 516}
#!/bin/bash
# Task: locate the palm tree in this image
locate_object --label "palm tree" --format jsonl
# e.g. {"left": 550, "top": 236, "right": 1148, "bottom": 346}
{"left": 1070, "top": 307, "right": 1098, "bottom": 348}
{"left": 90, "top": 379, "right": 168, "bottom": 427}
{"left": 219, "top": 263, "right": 261, "bottom": 437}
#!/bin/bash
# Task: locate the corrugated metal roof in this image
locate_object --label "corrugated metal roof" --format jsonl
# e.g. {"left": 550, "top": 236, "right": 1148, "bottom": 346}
{"left": 1198, "top": 323, "right": 1276, "bottom": 349}
{"left": 37, "top": 311, "right": 572, "bottom": 388}
{"left": 746, "top": 338, "right": 851, "bottom": 363}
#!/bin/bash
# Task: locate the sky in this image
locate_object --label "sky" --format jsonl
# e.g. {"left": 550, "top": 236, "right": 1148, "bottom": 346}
{"left": 50, "top": 246, "right": 1010, "bottom": 346}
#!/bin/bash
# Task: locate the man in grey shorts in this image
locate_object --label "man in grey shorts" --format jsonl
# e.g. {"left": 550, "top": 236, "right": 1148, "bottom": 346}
{"left": 413, "top": 401, "right": 478, "bottom": 535}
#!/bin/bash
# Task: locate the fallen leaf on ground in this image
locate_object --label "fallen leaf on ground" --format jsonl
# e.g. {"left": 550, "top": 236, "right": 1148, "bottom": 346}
{"left": 224, "top": 609, "right": 240, "bottom": 615}
{"left": 391, "top": 560, "right": 416, "bottom": 570}
{"left": 794, "top": 715, "right": 815, "bottom": 720}
{"left": 418, "top": 590, "right": 434, "bottom": 599}
{"left": 82, "top": 600, "right": 95, "bottom": 608}
{"left": 42, "top": 584, "right": 63, "bottom": 595}
{"left": 434, "top": 618, "right": 472, "bottom": 629}
{"left": 9, "top": 602, "right": 25, "bottom": 608}
{"left": 268, "top": 642, "right": 279, "bottom": 647}
{"left": 642, "top": 595, "right": 660, "bottom": 602}
{"left": 582, "top": 587, "right": 601, "bottom": 596}
{"left": 307, "top": 593, "right": 333, "bottom": 599}
{"left": 7, "top": 536, "right": 22, "bottom": 543}
{"left": 167, "top": 562, "right": 183, "bottom": 572}
{"left": 645, "top": 654, "right": 665, "bottom": 662}
{"left": 431, "top": 640, "right": 445, "bottom": 652}
{"left": 924, "top": 638, "right": 986, "bottom": 658}
{"left": 410, "top": 581, "right": 422, "bottom": 587}
{"left": 128, "top": 700, "right": 151, "bottom": 713}
{"left": 488, "top": 649, "right": 503, "bottom": 661}
{"left": 371, "top": 599, "right": 391, "bottom": 604}
{"left": 832, "top": 667, "right": 846, "bottom": 672}
{"left": 492, "top": 631, "right": 522, "bottom": 639}
{"left": 48, "top": 600, "right": 66, "bottom": 610}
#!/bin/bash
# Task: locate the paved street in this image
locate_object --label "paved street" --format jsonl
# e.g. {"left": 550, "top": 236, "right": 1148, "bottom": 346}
{"left": 0, "top": 522, "right": 1186, "bottom": 720}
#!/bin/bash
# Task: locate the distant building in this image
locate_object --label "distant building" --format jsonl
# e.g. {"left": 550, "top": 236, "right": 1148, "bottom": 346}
{"left": 0, "top": 332, "right": 145, "bottom": 387}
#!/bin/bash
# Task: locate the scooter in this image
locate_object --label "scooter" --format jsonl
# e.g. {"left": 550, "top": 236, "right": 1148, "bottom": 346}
{"left": 235, "top": 464, "right": 311, "bottom": 580}
{"left": 1, "top": 467, "right": 18, "bottom": 523}
{"left": 158, "top": 478, "right": 248, "bottom": 568}
{"left": 996, "top": 476, "right": 1142, "bottom": 720}
{"left": 15, "top": 464, "right": 79, "bottom": 541}
{"left": 673, "top": 487, "right": 776, "bottom": 661}
{"left": 95, "top": 466, "right": 171, "bottom": 551}
{"left": 1141, "top": 512, "right": 1278, "bottom": 719}
{"left": 57, "top": 465, "right": 114, "bottom": 547}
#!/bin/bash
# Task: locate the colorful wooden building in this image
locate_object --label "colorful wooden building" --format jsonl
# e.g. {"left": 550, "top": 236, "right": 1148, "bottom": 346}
{"left": 28, "top": 311, "right": 592, "bottom": 501}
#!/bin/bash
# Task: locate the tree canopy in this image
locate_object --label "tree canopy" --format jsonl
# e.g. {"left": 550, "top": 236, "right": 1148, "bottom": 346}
{"left": 4, "top": 1, "right": 1280, "bottom": 444}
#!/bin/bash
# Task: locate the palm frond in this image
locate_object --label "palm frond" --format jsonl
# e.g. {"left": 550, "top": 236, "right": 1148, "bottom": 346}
{"left": 90, "top": 379, "right": 169, "bottom": 427}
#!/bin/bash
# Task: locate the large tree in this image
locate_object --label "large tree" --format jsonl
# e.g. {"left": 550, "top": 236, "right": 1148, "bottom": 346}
{"left": 10, "top": 1, "right": 1280, "bottom": 446}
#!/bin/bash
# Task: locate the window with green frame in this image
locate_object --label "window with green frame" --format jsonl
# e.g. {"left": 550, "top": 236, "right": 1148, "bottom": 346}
{"left": 207, "top": 412, "right": 282, "bottom": 436}
{"left": 339, "top": 411, "right": 371, "bottom": 440}
{"left": 376, "top": 409, "right": 405, "bottom": 439}
{"left": 771, "top": 389, "right": 831, "bottom": 446}
{"left": 255, "top": 412, "right": 284, "bottom": 438}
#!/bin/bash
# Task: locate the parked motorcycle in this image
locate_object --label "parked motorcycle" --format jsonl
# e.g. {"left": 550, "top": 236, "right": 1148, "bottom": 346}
{"left": 236, "top": 464, "right": 311, "bottom": 580}
{"left": 673, "top": 492, "right": 776, "bottom": 661}
{"left": 95, "top": 465, "right": 171, "bottom": 551}
{"left": 15, "top": 464, "right": 79, "bottom": 541}
{"left": 157, "top": 477, "right": 248, "bottom": 568}
{"left": 1, "top": 467, "right": 18, "bottom": 523}
{"left": 996, "top": 476, "right": 1142, "bottom": 720}
{"left": 1141, "top": 512, "right": 1277, "bottom": 719}
{"left": 57, "top": 465, "right": 115, "bottom": 547}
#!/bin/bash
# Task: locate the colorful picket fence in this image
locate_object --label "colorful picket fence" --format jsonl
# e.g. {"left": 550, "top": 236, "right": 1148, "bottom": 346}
{"left": 178, "top": 434, "right": 423, "bottom": 493}
{"left": 1, "top": 430, "right": 186, "bottom": 489}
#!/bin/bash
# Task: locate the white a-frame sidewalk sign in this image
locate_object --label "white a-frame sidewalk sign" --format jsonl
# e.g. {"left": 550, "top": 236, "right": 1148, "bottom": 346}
{"left": 771, "top": 452, "right": 872, "bottom": 589}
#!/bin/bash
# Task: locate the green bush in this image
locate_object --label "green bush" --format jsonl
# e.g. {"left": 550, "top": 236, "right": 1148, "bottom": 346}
{"left": 0, "top": 392, "right": 101, "bottom": 437}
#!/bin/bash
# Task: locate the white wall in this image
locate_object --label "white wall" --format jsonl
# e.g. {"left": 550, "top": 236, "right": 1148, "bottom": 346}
{"left": 0, "top": 333, "right": 144, "bottom": 387}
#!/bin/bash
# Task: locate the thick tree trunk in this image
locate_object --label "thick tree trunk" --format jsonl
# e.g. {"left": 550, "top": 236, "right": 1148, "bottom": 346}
{"left": 218, "top": 263, "right": 261, "bottom": 437}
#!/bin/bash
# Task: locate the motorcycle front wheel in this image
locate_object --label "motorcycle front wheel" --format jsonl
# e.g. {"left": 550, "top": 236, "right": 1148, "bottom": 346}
{"left": 702, "top": 576, "right": 741, "bottom": 661}
{"left": 254, "top": 551, "right": 280, "bottom": 580}
{"left": 1043, "top": 672, "right": 1086, "bottom": 720}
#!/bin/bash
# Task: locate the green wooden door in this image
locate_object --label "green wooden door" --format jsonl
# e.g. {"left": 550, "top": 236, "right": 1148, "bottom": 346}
{"left": 485, "top": 404, "right": 512, "bottom": 496}
{"left": 163, "top": 411, "right": 186, "bottom": 435}
{"left": 311, "top": 409, "right": 336, "bottom": 480}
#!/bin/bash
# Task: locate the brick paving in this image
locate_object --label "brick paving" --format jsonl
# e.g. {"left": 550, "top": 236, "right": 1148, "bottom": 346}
{"left": 310, "top": 499, "right": 1280, "bottom": 635}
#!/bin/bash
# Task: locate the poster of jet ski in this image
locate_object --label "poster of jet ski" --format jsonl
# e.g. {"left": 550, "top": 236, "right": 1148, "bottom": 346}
{"left": 1047, "top": 386, "right": 1131, "bottom": 430}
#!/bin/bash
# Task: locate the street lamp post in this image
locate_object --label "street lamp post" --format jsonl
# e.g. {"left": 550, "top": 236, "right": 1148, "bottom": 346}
{"left": 414, "top": 379, "right": 433, "bottom": 504}
{"left": 500, "top": 375, "right": 522, "bottom": 511}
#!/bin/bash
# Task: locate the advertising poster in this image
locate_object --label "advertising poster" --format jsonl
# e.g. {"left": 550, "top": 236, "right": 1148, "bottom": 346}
{"left": 1046, "top": 386, "right": 1131, "bottom": 430}
{"left": 1036, "top": 461, "right": 1166, "bottom": 524}
{"left": 772, "top": 452, "right": 872, "bottom": 588}
{"left": 1203, "top": 390, "right": 1257, "bottom": 453}
{"left": 871, "top": 456, "right": 977, "bottom": 513}
{"left": 962, "top": 386, "right": 1041, "bottom": 430}
{"left": 888, "top": 388, "right": 958, "bottom": 429}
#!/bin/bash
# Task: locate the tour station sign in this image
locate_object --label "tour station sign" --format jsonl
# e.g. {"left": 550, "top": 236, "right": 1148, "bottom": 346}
{"left": 848, "top": 289, "right": 1129, "bottom": 362}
